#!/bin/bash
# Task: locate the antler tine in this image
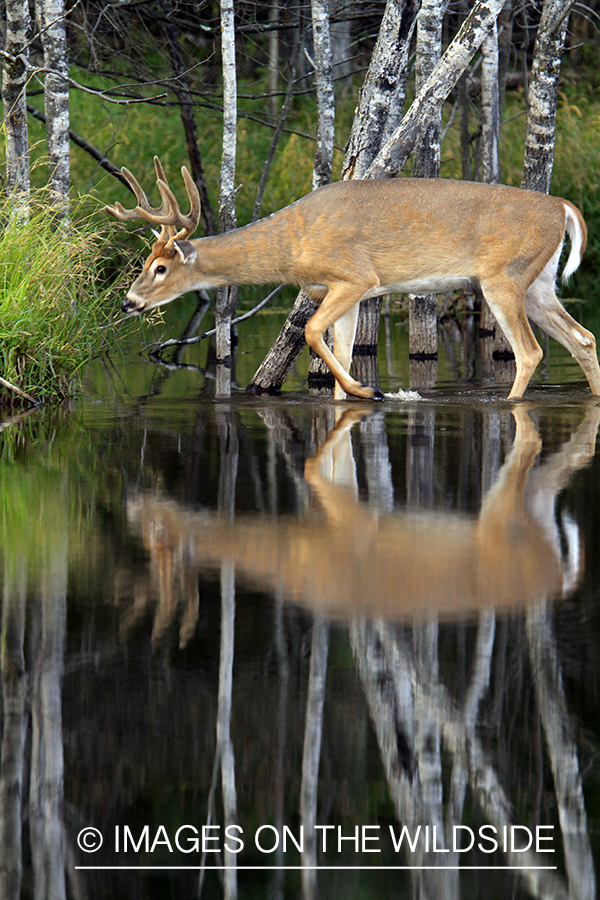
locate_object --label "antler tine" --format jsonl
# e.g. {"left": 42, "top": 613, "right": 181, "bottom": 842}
{"left": 154, "top": 160, "right": 201, "bottom": 244}
{"left": 104, "top": 157, "right": 200, "bottom": 244}
{"left": 104, "top": 165, "right": 174, "bottom": 229}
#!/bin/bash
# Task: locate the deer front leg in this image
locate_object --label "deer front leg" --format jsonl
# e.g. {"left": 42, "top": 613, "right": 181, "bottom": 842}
{"left": 305, "top": 284, "right": 384, "bottom": 400}
{"left": 332, "top": 304, "right": 361, "bottom": 400}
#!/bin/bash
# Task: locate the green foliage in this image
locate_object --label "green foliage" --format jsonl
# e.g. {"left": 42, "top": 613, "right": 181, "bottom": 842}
{"left": 0, "top": 195, "right": 129, "bottom": 405}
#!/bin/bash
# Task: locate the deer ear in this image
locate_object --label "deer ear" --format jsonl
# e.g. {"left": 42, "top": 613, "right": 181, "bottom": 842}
{"left": 174, "top": 240, "right": 197, "bottom": 264}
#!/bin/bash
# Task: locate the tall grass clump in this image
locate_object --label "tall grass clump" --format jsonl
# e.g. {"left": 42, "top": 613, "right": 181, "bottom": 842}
{"left": 0, "top": 193, "right": 123, "bottom": 405}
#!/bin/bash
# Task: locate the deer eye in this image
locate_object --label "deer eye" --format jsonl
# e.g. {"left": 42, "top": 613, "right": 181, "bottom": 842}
{"left": 155, "top": 264, "right": 167, "bottom": 275}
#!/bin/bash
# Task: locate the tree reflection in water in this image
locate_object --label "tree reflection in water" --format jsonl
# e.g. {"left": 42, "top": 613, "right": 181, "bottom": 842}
{"left": 0, "top": 401, "right": 599, "bottom": 900}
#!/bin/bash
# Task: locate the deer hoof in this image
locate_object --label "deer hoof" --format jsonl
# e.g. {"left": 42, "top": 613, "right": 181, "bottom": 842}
{"left": 370, "top": 388, "right": 385, "bottom": 401}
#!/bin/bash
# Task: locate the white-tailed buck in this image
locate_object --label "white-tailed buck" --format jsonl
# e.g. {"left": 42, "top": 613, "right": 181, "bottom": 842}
{"left": 106, "top": 157, "right": 600, "bottom": 400}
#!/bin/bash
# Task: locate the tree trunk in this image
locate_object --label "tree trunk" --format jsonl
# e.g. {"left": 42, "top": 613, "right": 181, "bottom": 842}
{"left": 409, "top": 0, "right": 448, "bottom": 390}
{"left": 310, "top": 0, "right": 334, "bottom": 191}
{"left": 2, "top": 0, "right": 31, "bottom": 211}
{"left": 481, "top": 21, "right": 500, "bottom": 185}
{"left": 307, "top": 0, "right": 336, "bottom": 387}
{"left": 216, "top": 409, "right": 239, "bottom": 900}
{"left": 37, "top": 0, "right": 70, "bottom": 216}
{"left": 342, "top": 0, "right": 420, "bottom": 181}
{"left": 216, "top": 0, "right": 238, "bottom": 396}
{"left": 29, "top": 539, "right": 67, "bottom": 900}
{"left": 300, "top": 615, "right": 329, "bottom": 900}
{"left": 478, "top": 15, "right": 514, "bottom": 381}
{"left": 521, "top": 0, "right": 575, "bottom": 193}
{"left": 366, "top": 0, "right": 507, "bottom": 179}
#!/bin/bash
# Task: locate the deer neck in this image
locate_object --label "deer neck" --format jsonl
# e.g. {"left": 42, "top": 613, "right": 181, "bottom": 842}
{"left": 192, "top": 208, "right": 299, "bottom": 288}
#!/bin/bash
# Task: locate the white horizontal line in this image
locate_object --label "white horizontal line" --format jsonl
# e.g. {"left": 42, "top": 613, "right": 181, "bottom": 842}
{"left": 75, "top": 865, "right": 558, "bottom": 871}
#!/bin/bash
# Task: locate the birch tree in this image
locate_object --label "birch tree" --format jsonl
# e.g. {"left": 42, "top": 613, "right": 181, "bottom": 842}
{"left": 408, "top": 0, "right": 449, "bottom": 387}
{"left": 2, "top": 0, "right": 31, "bottom": 209}
{"left": 342, "top": 0, "right": 420, "bottom": 182}
{"left": 521, "top": 0, "right": 576, "bottom": 192}
{"left": 0, "top": 558, "right": 28, "bottom": 900}
{"left": 310, "top": 0, "right": 335, "bottom": 191}
{"left": 214, "top": 409, "right": 239, "bottom": 900}
{"left": 36, "top": 0, "right": 70, "bottom": 215}
{"left": 480, "top": 21, "right": 500, "bottom": 184}
{"left": 478, "top": 18, "right": 514, "bottom": 371}
{"left": 215, "top": 0, "right": 238, "bottom": 397}
{"left": 366, "top": 0, "right": 506, "bottom": 178}
{"left": 306, "top": 0, "right": 336, "bottom": 385}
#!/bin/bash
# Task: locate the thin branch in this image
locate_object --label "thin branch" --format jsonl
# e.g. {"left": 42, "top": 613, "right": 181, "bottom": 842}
{"left": 146, "top": 285, "right": 286, "bottom": 355}
{"left": 0, "top": 374, "right": 41, "bottom": 407}
{"left": 26, "top": 104, "right": 130, "bottom": 187}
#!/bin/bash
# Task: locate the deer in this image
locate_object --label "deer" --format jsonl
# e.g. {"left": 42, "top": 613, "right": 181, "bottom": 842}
{"left": 105, "top": 156, "right": 600, "bottom": 401}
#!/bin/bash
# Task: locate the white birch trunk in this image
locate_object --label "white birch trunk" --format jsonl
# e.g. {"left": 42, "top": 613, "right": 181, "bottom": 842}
{"left": 310, "top": 0, "right": 335, "bottom": 190}
{"left": 409, "top": 0, "right": 448, "bottom": 388}
{"left": 307, "top": 0, "right": 336, "bottom": 382}
{"left": 413, "top": 0, "right": 448, "bottom": 178}
{"left": 36, "top": 0, "right": 70, "bottom": 216}
{"left": 2, "top": 0, "right": 31, "bottom": 209}
{"left": 521, "top": 0, "right": 575, "bottom": 193}
{"left": 479, "top": 22, "right": 513, "bottom": 367}
{"left": 481, "top": 20, "right": 500, "bottom": 184}
{"left": 216, "top": 0, "right": 238, "bottom": 395}
{"left": 218, "top": 560, "right": 238, "bottom": 900}
{"left": 366, "top": 0, "right": 506, "bottom": 178}
{"left": 342, "top": 0, "right": 420, "bottom": 181}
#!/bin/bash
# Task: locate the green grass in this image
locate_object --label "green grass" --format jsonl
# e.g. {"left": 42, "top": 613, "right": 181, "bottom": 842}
{"left": 0, "top": 193, "right": 131, "bottom": 405}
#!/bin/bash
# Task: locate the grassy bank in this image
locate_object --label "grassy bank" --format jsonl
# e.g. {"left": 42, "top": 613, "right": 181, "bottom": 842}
{"left": 0, "top": 195, "right": 129, "bottom": 406}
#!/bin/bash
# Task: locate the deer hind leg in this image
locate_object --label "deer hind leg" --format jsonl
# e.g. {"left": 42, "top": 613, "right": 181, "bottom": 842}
{"left": 525, "top": 255, "right": 600, "bottom": 395}
{"left": 480, "top": 277, "right": 543, "bottom": 399}
{"left": 305, "top": 284, "right": 384, "bottom": 400}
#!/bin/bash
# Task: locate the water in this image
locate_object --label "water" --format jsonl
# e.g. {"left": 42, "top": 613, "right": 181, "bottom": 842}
{"left": 1, "top": 305, "right": 600, "bottom": 900}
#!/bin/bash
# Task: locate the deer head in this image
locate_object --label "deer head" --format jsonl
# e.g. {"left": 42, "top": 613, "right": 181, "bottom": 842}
{"left": 105, "top": 156, "right": 201, "bottom": 313}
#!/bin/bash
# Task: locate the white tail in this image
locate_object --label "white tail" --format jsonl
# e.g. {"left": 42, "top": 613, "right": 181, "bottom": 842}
{"left": 562, "top": 205, "right": 586, "bottom": 283}
{"left": 106, "top": 159, "right": 600, "bottom": 400}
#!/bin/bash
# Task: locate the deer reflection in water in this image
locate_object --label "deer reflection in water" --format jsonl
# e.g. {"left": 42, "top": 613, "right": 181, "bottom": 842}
{"left": 126, "top": 405, "right": 600, "bottom": 625}
{"left": 125, "top": 404, "right": 599, "bottom": 900}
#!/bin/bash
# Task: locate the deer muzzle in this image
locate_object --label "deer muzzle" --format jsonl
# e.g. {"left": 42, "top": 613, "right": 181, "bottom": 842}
{"left": 122, "top": 295, "right": 142, "bottom": 314}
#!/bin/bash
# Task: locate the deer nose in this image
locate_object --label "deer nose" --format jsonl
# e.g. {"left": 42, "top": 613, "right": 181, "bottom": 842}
{"left": 121, "top": 297, "right": 136, "bottom": 314}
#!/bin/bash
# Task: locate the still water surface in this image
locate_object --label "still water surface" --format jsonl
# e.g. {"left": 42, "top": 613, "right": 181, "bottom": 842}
{"left": 1, "top": 308, "right": 600, "bottom": 900}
